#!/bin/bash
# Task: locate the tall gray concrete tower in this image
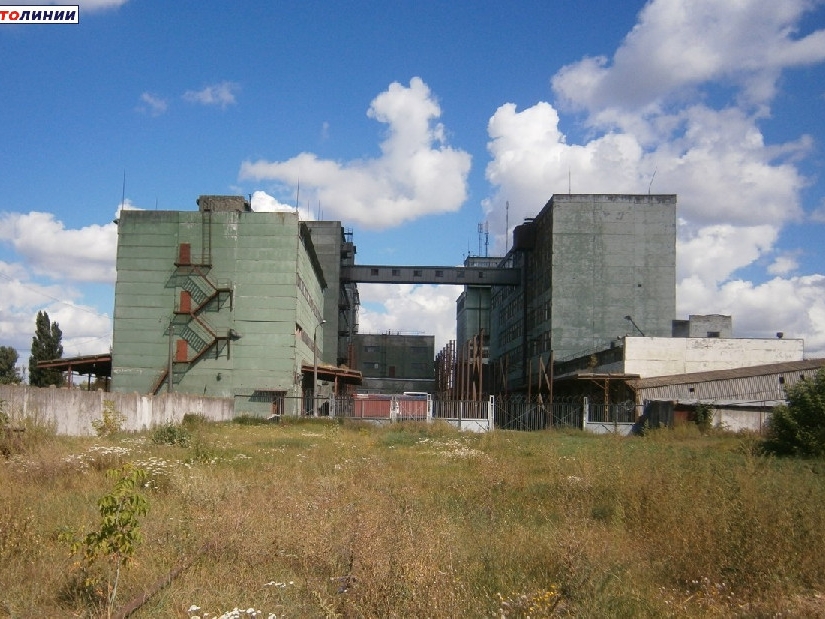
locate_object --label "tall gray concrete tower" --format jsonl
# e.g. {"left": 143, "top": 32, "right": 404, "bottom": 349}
{"left": 490, "top": 194, "right": 677, "bottom": 392}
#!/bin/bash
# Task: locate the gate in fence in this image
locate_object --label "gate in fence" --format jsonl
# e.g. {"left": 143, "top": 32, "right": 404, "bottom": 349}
{"left": 496, "top": 395, "right": 637, "bottom": 433}
{"left": 326, "top": 393, "right": 494, "bottom": 432}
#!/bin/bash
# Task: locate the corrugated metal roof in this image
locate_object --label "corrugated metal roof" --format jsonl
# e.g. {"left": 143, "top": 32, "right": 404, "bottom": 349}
{"left": 626, "top": 358, "right": 825, "bottom": 389}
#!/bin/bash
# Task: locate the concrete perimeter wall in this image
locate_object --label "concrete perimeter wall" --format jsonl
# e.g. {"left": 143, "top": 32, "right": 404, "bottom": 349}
{"left": 0, "top": 385, "right": 233, "bottom": 436}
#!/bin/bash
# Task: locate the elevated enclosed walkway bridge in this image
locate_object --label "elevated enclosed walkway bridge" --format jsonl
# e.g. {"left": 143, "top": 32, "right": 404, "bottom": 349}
{"left": 341, "top": 264, "right": 520, "bottom": 286}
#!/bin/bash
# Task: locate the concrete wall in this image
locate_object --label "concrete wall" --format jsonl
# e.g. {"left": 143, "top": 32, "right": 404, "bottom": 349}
{"left": 713, "top": 408, "right": 771, "bottom": 433}
{"left": 672, "top": 314, "right": 733, "bottom": 338}
{"left": 548, "top": 194, "right": 677, "bottom": 359}
{"left": 622, "top": 337, "right": 804, "bottom": 377}
{"left": 0, "top": 385, "right": 233, "bottom": 436}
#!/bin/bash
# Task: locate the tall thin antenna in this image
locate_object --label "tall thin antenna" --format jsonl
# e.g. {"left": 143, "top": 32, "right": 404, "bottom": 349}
{"left": 120, "top": 170, "right": 126, "bottom": 212}
{"left": 295, "top": 178, "right": 300, "bottom": 212}
{"left": 484, "top": 221, "right": 489, "bottom": 258}
{"left": 505, "top": 201, "right": 510, "bottom": 254}
{"left": 648, "top": 169, "right": 657, "bottom": 195}
{"left": 477, "top": 223, "right": 483, "bottom": 257}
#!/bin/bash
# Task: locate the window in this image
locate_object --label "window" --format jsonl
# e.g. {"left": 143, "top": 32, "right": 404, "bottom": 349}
{"left": 370, "top": 268, "right": 379, "bottom": 276}
{"left": 435, "top": 270, "right": 444, "bottom": 278}
{"left": 707, "top": 331, "right": 720, "bottom": 338}
{"left": 392, "top": 269, "right": 400, "bottom": 276}
{"left": 413, "top": 269, "right": 422, "bottom": 277}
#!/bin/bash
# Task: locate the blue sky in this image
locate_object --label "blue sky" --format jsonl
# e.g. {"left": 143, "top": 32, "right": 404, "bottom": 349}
{"left": 2, "top": 0, "right": 825, "bottom": 375}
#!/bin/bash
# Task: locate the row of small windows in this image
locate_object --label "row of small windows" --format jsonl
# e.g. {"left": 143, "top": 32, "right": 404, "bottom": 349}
{"left": 362, "top": 345, "right": 430, "bottom": 355}
{"left": 501, "top": 321, "right": 523, "bottom": 346}
{"left": 363, "top": 362, "right": 430, "bottom": 372}
{"left": 367, "top": 268, "right": 485, "bottom": 279}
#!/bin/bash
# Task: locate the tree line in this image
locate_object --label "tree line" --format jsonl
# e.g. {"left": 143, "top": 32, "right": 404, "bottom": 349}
{"left": 0, "top": 310, "right": 63, "bottom": 386}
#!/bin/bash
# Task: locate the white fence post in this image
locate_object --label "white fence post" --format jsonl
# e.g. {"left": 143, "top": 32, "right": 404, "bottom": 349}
{"left": 488, "top": 395, "right": 495, "bottom": 432}
{"left": 582, "top": 396, "right": 588, "bottom": 431}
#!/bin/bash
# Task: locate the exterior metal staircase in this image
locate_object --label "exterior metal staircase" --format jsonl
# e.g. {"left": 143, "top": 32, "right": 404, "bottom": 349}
{"left": 150, "top": 243, "right": 233, "bottom": 394}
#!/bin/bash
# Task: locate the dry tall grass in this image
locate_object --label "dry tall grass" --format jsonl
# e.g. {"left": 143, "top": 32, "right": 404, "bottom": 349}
{"left": 1, "top": 414, "right": 824, "bottom": 618}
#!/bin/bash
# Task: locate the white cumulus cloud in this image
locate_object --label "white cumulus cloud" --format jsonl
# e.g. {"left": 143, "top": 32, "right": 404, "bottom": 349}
{"left": 137, "top": 92, "right": 168, "bottom": 117}
{"left": 358, "top": 284, "right": 462, "bottom": 352}
{"left": 0, "top": 212, "right": 118, "bottom": 283}
{"left": 239, "top": 77, "right": 472, "bottom": 229}
{"left": 183, "top": 81, "right": 240, "bottom": 109}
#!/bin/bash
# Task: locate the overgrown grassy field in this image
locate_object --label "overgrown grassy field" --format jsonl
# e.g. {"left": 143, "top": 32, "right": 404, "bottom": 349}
{"left": 2, "top": 413, "right": 825, "bottom": 618}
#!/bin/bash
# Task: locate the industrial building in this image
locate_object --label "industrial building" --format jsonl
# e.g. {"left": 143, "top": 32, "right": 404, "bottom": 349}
{"left": 111, "top": 195, "right": 360, "bottom": 416}
{"left": 484, "top": 194, "right": 678, "bottom": 393}
{"left": 109, "top": 190, "right": 816, "bottom": 431}
{"left": 351, "top": 333, "right": 435, "bottom": 394}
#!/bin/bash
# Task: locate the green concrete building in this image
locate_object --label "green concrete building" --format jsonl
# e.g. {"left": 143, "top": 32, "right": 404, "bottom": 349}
{"left": 112, "top": 195, "right": 337, "bottom": 415}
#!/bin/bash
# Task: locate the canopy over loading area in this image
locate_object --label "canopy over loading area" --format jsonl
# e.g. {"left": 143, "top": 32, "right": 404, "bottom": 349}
{"left": 36, "top": 354, "right": 112, "bottom": 388}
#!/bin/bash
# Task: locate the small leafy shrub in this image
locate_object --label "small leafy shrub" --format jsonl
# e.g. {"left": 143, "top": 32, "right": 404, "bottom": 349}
{"left": 694, "top": 403, "right": 715, "bottom": 434}
{"left": 182, "top": 412, "right": 208, "bottom": 429}
{"left": 233, "top": 414, "right": 269, "bottom": 426}
{"left": 187, "top": 436, "right": 218, "bottom": 464}
{"left": 763, "top": 368, "right": 825, "bottom": 457}
{"left": 151, "top": 422, "right": 191, "bottom": 447}
{"left": 59, "top": 464, "right": 149, "bottom": 614}
{"left": 91, "top": 400, "right": 126, "bottom": 437}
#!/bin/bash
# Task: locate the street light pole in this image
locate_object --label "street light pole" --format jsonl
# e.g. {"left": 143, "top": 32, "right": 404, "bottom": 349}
{"left": 313, "top": 319, "right": 326, "bottom": 416}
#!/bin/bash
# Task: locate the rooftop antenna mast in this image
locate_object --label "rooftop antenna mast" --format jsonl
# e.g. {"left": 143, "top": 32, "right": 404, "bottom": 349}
{"left": 505, "top": 201, "right": 510, "bottom": 254}
{"left": 295, "top": 178, "right": 300, "bottom": 213}
{"left": 484, "top": 221, "right": 489, "bottom": 257}
{"left": 648, "top": 168, "right": 657, "bottom": 194}
{"left": 120, "top": 170, "right": 126, "bottom": 212}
